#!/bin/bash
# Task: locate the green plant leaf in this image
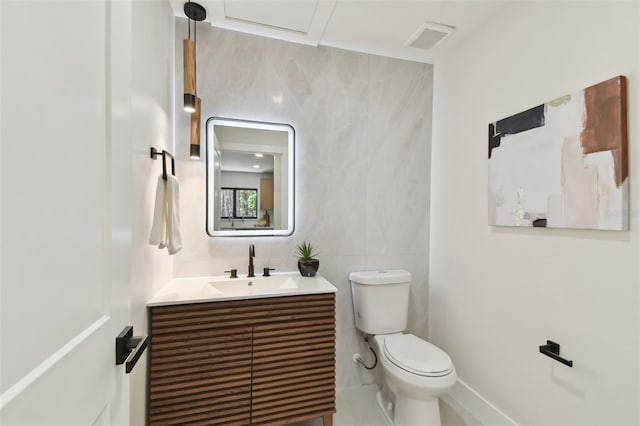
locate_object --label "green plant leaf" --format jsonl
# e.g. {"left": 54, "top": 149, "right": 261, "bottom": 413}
{"left": 296, "top": 241, "right": 318, "bottom": 260}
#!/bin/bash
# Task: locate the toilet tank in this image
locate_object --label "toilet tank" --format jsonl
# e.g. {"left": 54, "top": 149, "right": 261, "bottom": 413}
{"left": 349, "top": 270, "right": 412, "bottom": 335}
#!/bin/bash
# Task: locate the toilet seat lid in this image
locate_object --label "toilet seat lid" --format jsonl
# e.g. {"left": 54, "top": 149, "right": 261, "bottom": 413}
{"left": 383, "top": 334, "right": 453, "bottom": 377}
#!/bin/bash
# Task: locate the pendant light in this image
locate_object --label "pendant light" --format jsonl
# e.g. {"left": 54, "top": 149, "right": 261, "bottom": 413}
{"left": 183, "top": 1, "right": 206, "bottom": 113}
{"left": 190, "top": 97, "right": 202, "bottom": 158}
{"left": 184, "top": 1, "right": 206, "bottom": 159}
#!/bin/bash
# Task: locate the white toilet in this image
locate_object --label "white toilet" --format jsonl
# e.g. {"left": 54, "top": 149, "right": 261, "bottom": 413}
{"left": 349, "top": 270, "right": 456, "bottom": 426}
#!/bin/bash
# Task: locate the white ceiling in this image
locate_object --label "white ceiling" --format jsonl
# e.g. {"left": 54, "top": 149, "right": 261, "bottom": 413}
{"left": 171, "top": 0, "right": 507, "bottom": 63}
{"left": 215, "top": 123, "right": 287, "bottom": 173}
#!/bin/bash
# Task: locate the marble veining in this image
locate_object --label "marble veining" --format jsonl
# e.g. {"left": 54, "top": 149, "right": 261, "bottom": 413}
{"left": 173, "top": 24, "right": 433, "bottom": 388}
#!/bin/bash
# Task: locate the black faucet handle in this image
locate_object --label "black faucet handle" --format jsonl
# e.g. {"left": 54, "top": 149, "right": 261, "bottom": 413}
{"left": 247, "top": 244, "right": 256, "bottom": 278}
{"left": 224, "top": 269, "right": 238, "bottom": 278}
{"left": 263, "top": 268, "right": 275, "bottom": 277}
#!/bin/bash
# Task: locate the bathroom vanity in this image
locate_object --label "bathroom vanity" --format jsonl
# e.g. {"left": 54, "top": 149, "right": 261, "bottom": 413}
{"left": 147, "top": 273, "right": 337, "bottom": 426}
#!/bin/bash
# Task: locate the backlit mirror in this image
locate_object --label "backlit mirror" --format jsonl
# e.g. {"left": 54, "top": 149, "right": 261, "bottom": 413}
{"left": 206, "top": 117, "right": 294, "bottom": 236}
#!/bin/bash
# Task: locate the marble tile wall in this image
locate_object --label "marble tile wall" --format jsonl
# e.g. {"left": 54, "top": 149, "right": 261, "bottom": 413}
{"left": 173, "top": 22, "right": 433, "bottom": 388}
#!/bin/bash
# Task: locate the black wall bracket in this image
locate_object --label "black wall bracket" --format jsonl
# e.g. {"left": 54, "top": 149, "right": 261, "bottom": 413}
{"left": 150, "top": 147, "right": 176, "bottom": 180}
{"left": 539, "top": 340, "right": 573, "bottom": 367}
{"left": 116, "top": 326, "right": 149, "bottom": 374}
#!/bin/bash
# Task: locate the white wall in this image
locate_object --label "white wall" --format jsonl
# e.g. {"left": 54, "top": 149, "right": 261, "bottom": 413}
{"left": 130, "top": 1, "right": 175, "bottom": 424}
{"left": 173, "top": 24, "right": 433, "bottom": 388}
{"left": 430, "top": 2, "right": 639, "bottom": 425}
{"left": 221, "top": 170, "right": 270, "bottom": 191}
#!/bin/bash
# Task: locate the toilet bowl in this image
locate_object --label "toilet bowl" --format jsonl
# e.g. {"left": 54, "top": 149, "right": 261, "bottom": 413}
{"left": 374, "top": 334, "right": 456, "bottom": 426}
{"left": 349, "top": 270, "right": 456, "bottom": 426}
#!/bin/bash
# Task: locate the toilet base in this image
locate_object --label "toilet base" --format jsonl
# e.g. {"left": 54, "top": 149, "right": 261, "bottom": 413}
{"left": 376, "top": 388, "right": 442, "bottom": 426}
{"left": 375, "top": 389, "right": 393, "bottom": 425}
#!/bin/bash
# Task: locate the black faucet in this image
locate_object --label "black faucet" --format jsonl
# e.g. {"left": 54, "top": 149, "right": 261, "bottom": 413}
{"left": 263, "top": 267, "right": 275, "bottom": 277}
{"left": 248, "top": 244, "right": 255, "bottom": 277}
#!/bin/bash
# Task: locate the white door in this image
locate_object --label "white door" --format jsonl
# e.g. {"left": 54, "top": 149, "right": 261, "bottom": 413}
{"left": 0, "top": 1, "right": 135, "bottom": 425}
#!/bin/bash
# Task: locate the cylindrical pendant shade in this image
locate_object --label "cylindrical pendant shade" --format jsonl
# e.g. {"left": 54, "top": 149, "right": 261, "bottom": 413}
{"left": 183, "top": 39, "right": 195, "bottom": 111}
{"left": 184, "top": 94, "right": 196, "bottom": 112}
{"left": 190, "top": 97, "right": 201, "bottom": 159}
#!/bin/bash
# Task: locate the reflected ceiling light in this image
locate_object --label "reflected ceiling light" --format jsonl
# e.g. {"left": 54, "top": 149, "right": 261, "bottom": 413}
{"left": 252, "top": 165, "right": 260, "bottom": 169}
{"left": 255, "top": 153, "right": 264, "bottom": 158}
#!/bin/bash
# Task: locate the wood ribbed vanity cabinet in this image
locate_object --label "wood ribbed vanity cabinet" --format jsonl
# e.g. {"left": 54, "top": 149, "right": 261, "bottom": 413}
{"left": 148, "top": 293, "right": 336, "bottom": 426}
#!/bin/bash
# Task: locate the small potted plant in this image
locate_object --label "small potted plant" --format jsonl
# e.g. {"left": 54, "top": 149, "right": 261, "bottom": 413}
{"left": 296, "top": 241, "right": 319, "bottom": 277}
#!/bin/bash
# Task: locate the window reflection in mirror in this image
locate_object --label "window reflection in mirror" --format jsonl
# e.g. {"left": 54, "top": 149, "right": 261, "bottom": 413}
{"left": 206, "top": 118, "right": 295, "bottom": 236}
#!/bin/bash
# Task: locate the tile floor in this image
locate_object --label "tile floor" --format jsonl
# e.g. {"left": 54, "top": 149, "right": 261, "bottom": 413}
{"left": 291, "top": 385, "right": 482, "bottom": 426}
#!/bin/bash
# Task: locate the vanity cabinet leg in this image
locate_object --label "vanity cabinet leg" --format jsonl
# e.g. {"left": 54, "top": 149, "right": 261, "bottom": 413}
{"left": 322, "top": 414, "right": 333, "bottom": 426}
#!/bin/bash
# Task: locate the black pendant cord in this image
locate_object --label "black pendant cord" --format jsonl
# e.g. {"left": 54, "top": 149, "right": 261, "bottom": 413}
{"left": 187, "top": 8, "right": 191, "bottom": 39}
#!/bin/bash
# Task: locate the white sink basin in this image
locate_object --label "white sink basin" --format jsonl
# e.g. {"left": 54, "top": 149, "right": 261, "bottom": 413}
{"left": 209, "top": 276, "right": 299, "bottom": 295}
{"left": 147, "top": 272, "right": 336, "bottom": 306}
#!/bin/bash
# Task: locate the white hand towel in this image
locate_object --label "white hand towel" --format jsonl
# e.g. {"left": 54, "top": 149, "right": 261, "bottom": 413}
{"left": 165, "top": 174, "right": 182, "bottom": 255}
{"left": 149, "top": 175, "right": 167, "bottom": 248}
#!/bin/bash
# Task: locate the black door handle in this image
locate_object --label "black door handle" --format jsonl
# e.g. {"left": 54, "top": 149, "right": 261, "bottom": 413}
{"left": 116, "top": 326, "right": 149, "bottom": 373}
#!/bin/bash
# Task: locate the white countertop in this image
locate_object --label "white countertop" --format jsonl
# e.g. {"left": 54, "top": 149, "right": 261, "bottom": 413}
{"left": 147, "top": 272, "right": 337, "bottom": 307}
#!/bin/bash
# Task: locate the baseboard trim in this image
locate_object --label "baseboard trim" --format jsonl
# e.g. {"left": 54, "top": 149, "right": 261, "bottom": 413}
{"left": 442, "top": 378, "right": 518, "bottom": 426}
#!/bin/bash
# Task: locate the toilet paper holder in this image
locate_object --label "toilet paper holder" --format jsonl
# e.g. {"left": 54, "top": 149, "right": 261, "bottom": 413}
{"left": 539, "top": 340, "right": 573, "bottom": 367}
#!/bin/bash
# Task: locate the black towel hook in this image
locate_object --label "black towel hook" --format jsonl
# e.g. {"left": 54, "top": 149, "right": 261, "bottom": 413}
{"left": 150, "top": 147, "right": 176, "bottom": 180}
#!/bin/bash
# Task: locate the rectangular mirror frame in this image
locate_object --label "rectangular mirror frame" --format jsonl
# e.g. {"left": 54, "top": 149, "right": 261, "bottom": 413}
{"left": 206, "top": 117, "right": 295, "bottom": 237}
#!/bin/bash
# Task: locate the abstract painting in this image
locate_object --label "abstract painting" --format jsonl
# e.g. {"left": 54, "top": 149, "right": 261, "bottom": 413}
{"left": 488, "top": 76, "right": 628, "bottom": 230}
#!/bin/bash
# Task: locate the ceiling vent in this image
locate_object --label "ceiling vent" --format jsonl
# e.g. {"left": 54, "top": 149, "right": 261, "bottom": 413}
{"left": 405, "top": 22, "right": 455, "bottom": 50}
